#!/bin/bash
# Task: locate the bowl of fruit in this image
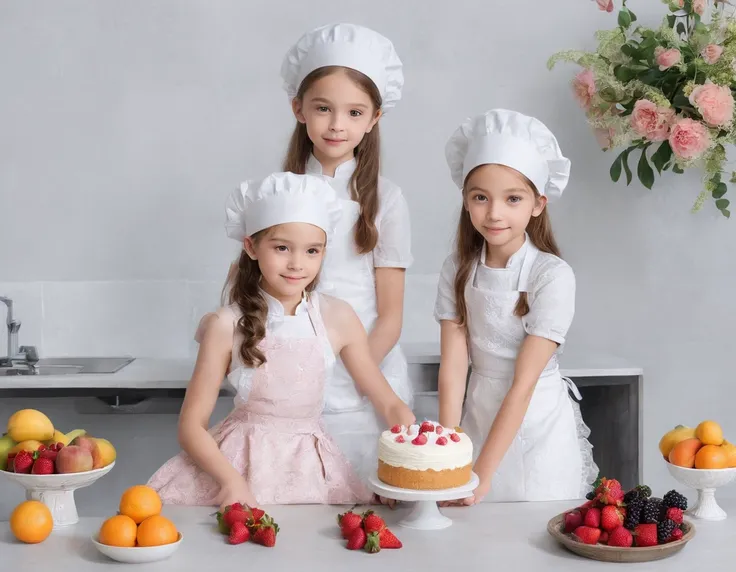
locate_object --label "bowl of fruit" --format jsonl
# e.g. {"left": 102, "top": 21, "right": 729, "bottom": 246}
{"left": 0, "top": 409, "right": 117, "bottom": 527}
{"left": 548, "top": 478, "right": 695, "bottom": 563}
{"left": 660, "top": 420, "right": 736, "bottom": 521}
{"left": 92, "top": 485, "right": 183, "bottom": 564}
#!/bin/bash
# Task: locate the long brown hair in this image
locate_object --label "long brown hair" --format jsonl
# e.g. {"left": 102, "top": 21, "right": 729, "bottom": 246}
{"left": 282, "top": 66, "right": 382, "bottom": 253}
{"left": 452, "top": 167, "right": 561, "bottom": 326}
{"left": 222, "top": 229, "right": 319, "bottom": 368}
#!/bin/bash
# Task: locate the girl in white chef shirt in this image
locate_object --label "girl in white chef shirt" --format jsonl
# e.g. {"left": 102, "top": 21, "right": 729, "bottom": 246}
{"left": 435, "top": 109, "right": 598, "bottom": 504}
{"left": 276, "top": 23, "right": 414, "bottom": 483}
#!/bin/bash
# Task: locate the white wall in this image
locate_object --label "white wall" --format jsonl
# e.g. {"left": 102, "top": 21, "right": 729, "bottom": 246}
{"left": 1, "top": 1, "right": 735, "bottom": 496}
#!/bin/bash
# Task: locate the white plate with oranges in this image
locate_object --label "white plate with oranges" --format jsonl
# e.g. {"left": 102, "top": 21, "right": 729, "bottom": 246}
{"left": 92, "top": 485, "right": 182, "bottom": 563}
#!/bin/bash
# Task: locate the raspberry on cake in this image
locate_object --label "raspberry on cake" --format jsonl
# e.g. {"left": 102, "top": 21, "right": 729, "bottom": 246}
{"left": 377, "top": 421, "right": 473, "bottom": 490}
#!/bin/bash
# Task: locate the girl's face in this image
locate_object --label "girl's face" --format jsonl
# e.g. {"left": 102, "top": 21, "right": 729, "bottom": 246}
{"left": 464, "top": 164, "right": 547, "bottom": 250}
{"left": 292, "top": 69, "right": 381, "bottom": 166}
{"left": 244, "top": 223, "right": 326, "bottom": 301}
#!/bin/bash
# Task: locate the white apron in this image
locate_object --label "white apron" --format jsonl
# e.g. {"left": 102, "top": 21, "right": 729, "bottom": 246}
{"left": 309, "top": 159, "right": 413, "bottom": 481}
{"left": 461, "top": 242, "right": 591, "bottom": 502}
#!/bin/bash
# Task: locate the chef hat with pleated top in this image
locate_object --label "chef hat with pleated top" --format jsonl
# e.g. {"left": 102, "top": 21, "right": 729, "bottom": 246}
{"left": 280, "top": 23, "right": 404, "bottom": 112}
{"left": 225, "top": 172, "right": 342, "bottom": 241}
{"left": 445, "top": 109, "right": 571, "bottom": 201}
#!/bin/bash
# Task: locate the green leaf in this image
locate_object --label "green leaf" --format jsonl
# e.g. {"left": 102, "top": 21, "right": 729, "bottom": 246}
{"left": 614, "top": 65, "right": 637, "bottom": 83}
{"left": 672, "top": 93, "right": 690, "bottom": 108}
{"left": 667, "top": 15, "right": 676, "bottom": 27}
{"left": 629, "top": 9, "right": 637, "bottom": 22}
{"left": 599, "top": 87, "right": 619, "bottom": 102}
{"left": 673, "top": 164, "right": 685, "bottom": 174}
{"left": 729, "top": 171, "right": 736, "bottom": 184}
{"left": 621, "top": 44, "right": 639, "bottom": 59}
{"left": 722, "top": 209, "right": 731, "bottom": 218}
{"left": 637, "top": 148, "right": 655, "bottom": 189}
{"left": 716, "top": 198, "right": 730, "bottom": 209}
{"left": 618, "top": 9, "right": 632, "bottom": 28}
{"left": 610, "top": 154, "right": 623, "bottom": 183}
{"left": 622, "top": 148, "right": 633, "bottom": 185}
{"left": 651, "top": 141, "right": 673, "bottom": 174}
{"left": 713, "top": 183, "right": 728, "bottom": 199}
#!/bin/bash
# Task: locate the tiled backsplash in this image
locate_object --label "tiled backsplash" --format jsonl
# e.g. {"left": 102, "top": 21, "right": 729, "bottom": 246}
{"left": 0, "top": 274, "right": 441, "bottom": 359}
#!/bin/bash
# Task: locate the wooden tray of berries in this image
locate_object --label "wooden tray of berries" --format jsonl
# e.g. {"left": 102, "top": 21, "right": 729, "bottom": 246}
{"left": 547, "top": 480, "right": 696, "bottom": 563}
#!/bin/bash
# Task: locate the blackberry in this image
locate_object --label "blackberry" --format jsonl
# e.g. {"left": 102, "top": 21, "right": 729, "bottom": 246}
{"left": 642, "top": 498, "right": 665, "bottom": 524}
{"left": 623, "top": 489, "right": 641, "bottom": 504}
{"left": 586, "top": 491, "right": 596, "bottom": 500}
{"left": 624, "top": 497, "right": 645, "bottom": 530}
{"left": 663, "top": 490, "right": 688, "bottom": 510}
{"left": 657, "top": 519, "right": 677, "bottom": 543}
{"left": 635, "top": 484, "right": 652, "bottom": 498}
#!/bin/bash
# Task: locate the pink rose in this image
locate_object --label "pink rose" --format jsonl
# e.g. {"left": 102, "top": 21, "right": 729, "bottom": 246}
{"left": 630, "top": 100, "right": 675, "bottom": 141}
{"left": 594, "top": 127, "right": 615, "bottom": 150}
{"left": 654, "top": 47, "right": 682, "bottom": 71}
{"left": 572, "top": 69, "right": 596, "bottom": 109}
{"left": 689, "top": 82, "right": 735, "bottom": 127}
{"left": 693, "top": 0, "right": 706, "bottom": 14}
{"left": 668, "top": 118, "right": 710, "bottom": 160}
{"left": 595, "top": 0, "right": 614, "bottom": 12}
{"left": 702, "top": 44, "right": 724, "bottom": 65}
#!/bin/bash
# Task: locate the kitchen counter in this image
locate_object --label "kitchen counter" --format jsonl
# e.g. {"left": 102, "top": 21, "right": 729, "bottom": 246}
{"left": 0, "top": 501, "right": 728, "bottom": 570}
{"left": 0, "top": 342, "right": 642, "bottom": 390}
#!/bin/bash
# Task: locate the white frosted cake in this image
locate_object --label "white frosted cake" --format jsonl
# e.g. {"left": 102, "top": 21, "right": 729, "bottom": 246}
{"left": 377, "top": 420, "right": 473, "bottom": 490}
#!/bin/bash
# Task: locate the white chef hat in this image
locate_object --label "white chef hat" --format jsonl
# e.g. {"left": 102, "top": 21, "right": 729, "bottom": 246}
{"left": 445, "top": 109, "right": 571, "bottom": 200}
{"left": 280, "top": 23, "right": 404, "bottom": 112}
{"left": 225, "top": 172, "right": 342, "bottom": 241}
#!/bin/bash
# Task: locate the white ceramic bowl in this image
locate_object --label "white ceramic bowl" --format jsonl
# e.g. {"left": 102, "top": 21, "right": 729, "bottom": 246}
{"left": 92, "top": 533, "right": 183, "bottom": 564}
{"left": 665, "top": 461, "right": 736, "bottom": 521}
{"left": 0, "top": 462, "right": 115, "bottom": 527}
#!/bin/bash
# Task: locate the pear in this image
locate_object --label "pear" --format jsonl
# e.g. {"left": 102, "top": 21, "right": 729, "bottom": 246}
{"left": 0, "top": 434, "right": 17, "bottom": 471}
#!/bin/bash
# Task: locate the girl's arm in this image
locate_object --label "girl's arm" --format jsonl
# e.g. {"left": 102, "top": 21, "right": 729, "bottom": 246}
{"left": 178, "top": 309, "right": 258, "bottom": 508}
{"left": 438, "top": 319, "right": 469, "bottom": 429}
{"left": 368, "top": 267, "right": 405, "bottom": 363}
{"left": 329, "top": 297, "right": 415, "bottom": 428}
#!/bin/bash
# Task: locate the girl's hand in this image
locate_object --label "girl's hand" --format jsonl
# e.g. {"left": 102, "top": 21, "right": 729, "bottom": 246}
{"left": 438, "top": 469, "right": 492, "bottom": 507}
{"left": 216, "top": 476, "right": 258, "bottom": 510}
{"left": 373, "top": 494, "right": 399, "bottom": 509}
{"left": 386, "top": 400, "right": 415, "bottom": 429}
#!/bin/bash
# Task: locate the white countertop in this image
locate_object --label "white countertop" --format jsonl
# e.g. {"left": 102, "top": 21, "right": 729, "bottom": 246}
{"left": 0, "top": 342, "right": 642, "bottom": 390}
{"left": 1, "top": 502, "right": 728, "bottom": 570}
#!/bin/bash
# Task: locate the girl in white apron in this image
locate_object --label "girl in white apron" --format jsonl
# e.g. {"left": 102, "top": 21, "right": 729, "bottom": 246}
{"left": 278, "top": 23, "right": 414, "bottom": 483}
{"left": 152, "top": 172, "right": 415, "bottom": 509}
{"left": 435, "top": 109, "right": 598, "bottom": 503}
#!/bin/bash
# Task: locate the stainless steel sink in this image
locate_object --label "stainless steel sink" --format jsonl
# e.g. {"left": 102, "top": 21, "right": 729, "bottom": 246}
{"left": 0, "top": 357, "right": 135, "bottom": 376}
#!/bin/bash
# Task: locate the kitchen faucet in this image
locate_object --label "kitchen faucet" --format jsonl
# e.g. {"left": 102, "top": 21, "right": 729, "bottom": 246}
{"left": 0, "top": 296, "right": 38, "bottom": 367}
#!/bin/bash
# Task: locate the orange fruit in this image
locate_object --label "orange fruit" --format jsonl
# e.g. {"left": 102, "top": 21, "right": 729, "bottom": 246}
{"left": 668, "top": 438, "right": 703, "bottom": 468}
{"left": 119, "top": 485, "right": 162, "bottom": 524}
{"left": 695, "top": 444, "right": 729, "bottom": 469}
{"left": 98, "top": 514, "right": 138, "bottom": 547}
{"left": 136, "top": 515, "right": 179, "bottom": 547}
{"left": 695, "top": 421, "right": 724, "bottom": 446}
{"left": 9, "top": 500, "right": 53, "bottom": 544}
{"left": 722, "top": 440, "right": 736, "bottom": 468}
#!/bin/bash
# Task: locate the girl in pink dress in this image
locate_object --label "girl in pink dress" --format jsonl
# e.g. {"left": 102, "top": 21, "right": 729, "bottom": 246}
{"left": 147, "top": 172, "right": 416, "bottom": 508}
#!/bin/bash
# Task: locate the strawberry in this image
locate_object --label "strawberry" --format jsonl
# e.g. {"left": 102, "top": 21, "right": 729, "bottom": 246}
{"left": 419, "top": 421, "right": 435, "bottom": 433}
{"left": 435, "top": 425, "right": 444, "bottom": 435}
{"left": 337, "top": 510, "right": 363, "bottom": 539}
{"left": 599, "top": 531, "right": 609, "bottom": 544}
{"left": 39, "top": 449, "right": 58, "bottom": 462}
{"left": 251, "top": 515, "right": 278, "bottom": 547}
{"left": 230, "top": 502, "right": 244, "bottom": 512}
{"left": 669, "top": 527, "right": 684, "bottom": 543}
{"left": 633, "top": 523, "right": 658, "bottom": 547}
{"left": 601, "top": 505, "right": 625, "bottom": 532}
{"left": 346, "top": 527, "right": 367, "bottom": 550}
{"left": 563, "top": 510, "right": 583, "bottom": 533}
{"left": 12, "top": 450, "right": 33, "bottom": 474}
{"left": 31, "top": 456, "right": 55, "bottom": 475}
{"left": 572, "top": 526, "right": 601, "bottom": 545}
{"left": 223, "top": 507, "right": 248, "bottom": 528}
{"left": 666, "top": 507, "right": 684, "bottom": 525}
{"left": 5, "top": 452, "right": 17, "bottom": 471}
{"left": 449, "top": 433, "right": 461, "bottom": 443}
{"left": 411, "top": 434, "right": 428, "bottom": 446}
{"left": 583, "top": 507, "right": 601, "bottom": 528}
{"left": 608, "top": 526, "right": 633, "bottom": 547}
{"left": 395, "top": 435, "right": 405, "bottom": 443}
{"left": 362, "top": 510, "right": 385, "bottom": 535}
{"left": 365, "top": 528, "right": 402, "bottom": 552}
{"left": 390, "top": 425, "right": 402, "bottom": 434}
{"left": 595, "top": 477, "right": 624, "bottom": 506}
{"left": 250, "top": 507, "right": 266, "bottom": 523}
{"left": 576, "top": 499, "right": 598, "bottom": 519}
{"left": 436, "top": 436, "right": 448, "bottom": 446}
{"left": 55, "top": 442, "right": 65, "bottom": 450}
{"left": 228, "top": 521, "right": 250, "bottom": 545}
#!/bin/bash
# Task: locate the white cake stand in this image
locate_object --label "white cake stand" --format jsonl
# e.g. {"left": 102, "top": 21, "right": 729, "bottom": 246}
{"left": 368, "top": 472, "right": 479, "bottom": 530}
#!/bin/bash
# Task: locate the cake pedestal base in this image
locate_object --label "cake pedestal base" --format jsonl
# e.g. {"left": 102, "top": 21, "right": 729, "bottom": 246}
{"left": 367, "top": 472, "right": 479, "bottom": 530}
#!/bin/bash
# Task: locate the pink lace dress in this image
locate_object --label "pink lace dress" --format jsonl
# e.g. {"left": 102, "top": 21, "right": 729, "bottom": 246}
{"left": 147, "top": 293, "right": 371, "bottom": 505}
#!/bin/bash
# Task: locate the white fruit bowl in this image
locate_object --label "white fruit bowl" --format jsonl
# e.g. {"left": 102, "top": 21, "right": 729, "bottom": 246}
{"left": 92, "top": 533, "right": 183, "bottom": 564}
{"left": 0, "top": 462, "right": 115, "bottom": 527}
{"left": 665, "top": 461, "right": 736, "bottom": 521}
